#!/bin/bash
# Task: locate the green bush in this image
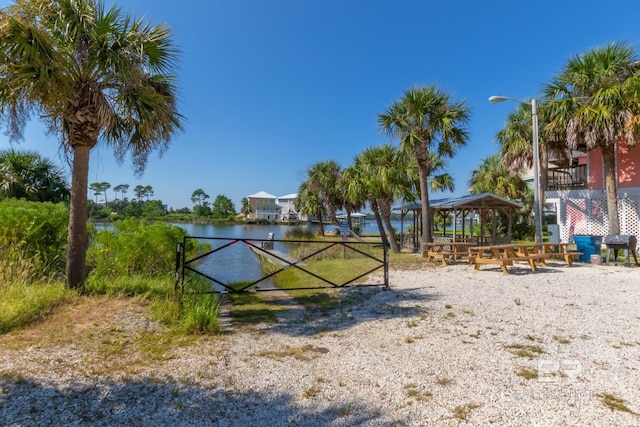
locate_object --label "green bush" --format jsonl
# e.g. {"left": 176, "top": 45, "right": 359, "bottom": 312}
{"left": 87, "top": 218, "right": 205, "bottom": 278}
{"left": 0, "top": 199, "right": 68, "bottom": 277}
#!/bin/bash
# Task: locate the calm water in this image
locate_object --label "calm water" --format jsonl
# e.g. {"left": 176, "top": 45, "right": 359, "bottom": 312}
{"left": 92, "top": 221, "right": 397, "bottom": 288}
{"left": 176, "top": 223, "right": 320, "bottom": 287}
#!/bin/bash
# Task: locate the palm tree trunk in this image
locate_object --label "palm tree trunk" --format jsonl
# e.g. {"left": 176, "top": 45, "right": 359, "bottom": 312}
{"left": 316, "top": 209, "right": 325, "bottom": 235}
{"left": 370, "top": 198, "right": 389, "bottom": 249}
{"left": 602, "top": 146, "right": 620, "bottom": 234}
{"left": 379, "top": 196, "right": 400, "bottom": 253}
{"left": 417, "top": 162, "right": 432, "bottom": 254}
{"left": 67, "top": 144, "right": 91, "bottom": 290}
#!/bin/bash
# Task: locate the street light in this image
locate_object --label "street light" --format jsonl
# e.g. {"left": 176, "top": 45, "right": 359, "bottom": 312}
{"left": 489, "top": 95, "right": 543, "bottom": 243}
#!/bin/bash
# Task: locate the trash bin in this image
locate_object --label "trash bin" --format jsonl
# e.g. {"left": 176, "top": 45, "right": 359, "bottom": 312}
{"left": 572, "top": 235, "right": 601, "bottom": 263}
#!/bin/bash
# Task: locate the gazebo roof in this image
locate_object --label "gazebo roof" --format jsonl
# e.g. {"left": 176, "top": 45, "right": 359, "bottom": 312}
{"left": 397, "top": 192, "right": 523, "bottom": 211}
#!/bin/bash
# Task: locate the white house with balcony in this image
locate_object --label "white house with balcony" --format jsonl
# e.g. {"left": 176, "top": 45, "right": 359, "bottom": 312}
{"left": 277, "top": 193, "right": 307, "bottom": 221}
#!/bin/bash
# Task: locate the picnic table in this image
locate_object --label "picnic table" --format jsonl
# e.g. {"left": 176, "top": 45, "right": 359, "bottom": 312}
{"left": 469, "top": 242, "right": 581, "bottom": 274}
{"left": 425, "top": 241, "right": 477, "bottom": 265}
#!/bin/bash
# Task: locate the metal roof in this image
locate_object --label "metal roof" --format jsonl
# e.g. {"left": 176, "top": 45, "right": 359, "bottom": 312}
{"left": 397, "top": 192, "right": 523, "bottom": 211}
{"left": 247, "top": 190, "right": 277, "bottom": 199}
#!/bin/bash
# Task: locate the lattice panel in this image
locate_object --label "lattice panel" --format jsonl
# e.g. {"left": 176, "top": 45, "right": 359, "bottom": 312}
{"left": 589, "top": 197, "right": 608, "bottom": 237}
{"left": 620, "top": 193, "right": 640, "bottom": 251}
{"left": 558, "top": 190, "right": 640, "bottom": 251}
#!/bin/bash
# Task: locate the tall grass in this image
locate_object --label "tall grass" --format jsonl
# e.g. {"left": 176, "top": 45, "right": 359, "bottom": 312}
{"left": 0, "top": 247, "right": 73, "bottom": 333}
{"left": 85, "top": 219, "right": 220, "bottom": 334}
{"left": 179, "top": 294, "right": 220, "bottom": 334}
{"left": 0, "top": 281, "right": 73, "bottom": 333}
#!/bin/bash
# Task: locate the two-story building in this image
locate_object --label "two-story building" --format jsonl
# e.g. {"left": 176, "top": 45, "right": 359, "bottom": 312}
{"left": 276, "top": 193, "right": 305, "bottom": 221}
{"left": 246, "top": 191, "right": 280, "bottom": 220}
{"left": 543, "top": 141, "right": 640, "bottom": 245}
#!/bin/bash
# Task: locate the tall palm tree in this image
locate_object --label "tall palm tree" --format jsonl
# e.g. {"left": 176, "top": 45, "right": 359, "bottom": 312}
{"left": 0, "top": 148, "right": 69, "bottom": 203}
{"left": 0, "top": 0, "right": 183, "bottom": 289}
{"left": 544, "top": 42, "right": 640, "bottom": 235}
{"left": 378, "top": 85, "right": 471, "bottom": 250}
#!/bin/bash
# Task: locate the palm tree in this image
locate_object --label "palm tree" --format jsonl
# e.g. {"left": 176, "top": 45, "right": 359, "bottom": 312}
{"left": 496, "top": 101, "right": 570, "bottom": 223}
{"left": 240, "top": 197, "right": 252, "bottom": 217}
{"left": 469, "top": 154, "right": 531, "bottom": 201}
{"left": 469, "top": 154, "right": 533, "bottom": 239}
{"left": 544, "top": 42, "right": 640, "bottom": 235}
{"left": 344, "top": 145, "right": 414, "bottom": 253}
{"left": 378, "top": 85, "right": 471, "bottom": 250}
{"left": 0, "top": 149, "right": 69, "bottom": 203}
{"left": 295, "top": 180, "right": 326, "bottom": 235}
{"left": 304, "top": 160, "right": 343, "bottom": 225}
{"left": 0, "top": 0, "right": 183, "bottom": 289}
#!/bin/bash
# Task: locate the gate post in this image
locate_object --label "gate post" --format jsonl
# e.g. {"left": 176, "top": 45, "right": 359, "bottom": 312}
{"left": 174, "top": 241, "right": 183, "bottom": 294}
{"left": 383, "top": 242, "right": 389, "bottom": 288}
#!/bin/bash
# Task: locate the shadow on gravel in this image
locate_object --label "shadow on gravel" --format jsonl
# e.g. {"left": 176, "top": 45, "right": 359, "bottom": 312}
{"left": 476, "top": 264, "right": 564, "bottom": 277}
{"left": 473, "top": 265, "right": 569, "bottom": 275}
{"left": 0, "top": 375, "right": 400, "bottom": 426}
{"left": 225, "top": 284, "right": 442, "bottom": 337}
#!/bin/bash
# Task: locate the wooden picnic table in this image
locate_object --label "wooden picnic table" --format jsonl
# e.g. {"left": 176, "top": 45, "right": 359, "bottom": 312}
{"left": 469, "top": 242, "right": 581, "bottom": 274}
{"left": 425, "top": 241, "right": 477, "bottom": 266}
{"left": 535, "top": 242, "right": 582, "bottom": 266}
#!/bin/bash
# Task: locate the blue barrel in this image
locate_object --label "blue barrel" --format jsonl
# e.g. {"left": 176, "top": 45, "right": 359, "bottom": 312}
{"left": 572, "top": 235, "right": 601, "bottom": 263}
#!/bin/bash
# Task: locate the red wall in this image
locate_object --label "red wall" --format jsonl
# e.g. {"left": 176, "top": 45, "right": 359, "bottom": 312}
{"left": 588, "top": 149, "right": 604, "bottom": 190}
{"left": 587, "top": 142, "right": 639, "bottom": 189}
{"left": 618, "top": 142, "right": 640, "bottom": 188}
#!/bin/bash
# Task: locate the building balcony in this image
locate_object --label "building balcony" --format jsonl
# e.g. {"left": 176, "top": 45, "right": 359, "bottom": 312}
{"left": 546, "top": 165, "right": 587, "bottom": 191}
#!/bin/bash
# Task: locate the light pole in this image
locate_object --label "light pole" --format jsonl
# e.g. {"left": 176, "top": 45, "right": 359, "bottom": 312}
{"left": 489, "top": 95, "right": 543, "bottom": 243}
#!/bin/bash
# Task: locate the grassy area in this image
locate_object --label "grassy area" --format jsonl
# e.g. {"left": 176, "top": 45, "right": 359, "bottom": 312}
{"left": 227, "top": 292, "right": 289, "bottom": 327}
{"left": 2, "top": 230, "right": 426, "bottom": 335}
{"left": 0, "top": 280, "right": 74, "bottom": 333}
{"left": 0, "top": 244, "right": 75, "bottom": 333}
{"left": 253, "top": 241, "right": 397, "bottom": 313}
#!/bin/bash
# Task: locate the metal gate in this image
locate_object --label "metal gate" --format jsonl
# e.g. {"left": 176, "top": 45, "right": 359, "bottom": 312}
{"left": 174, "top": 236, "right": 388, "bottom": 294}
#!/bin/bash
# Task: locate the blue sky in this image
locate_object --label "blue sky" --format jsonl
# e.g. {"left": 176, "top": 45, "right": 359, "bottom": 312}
{"left": 2, "top": 0, "right": 640, "bottom": 210}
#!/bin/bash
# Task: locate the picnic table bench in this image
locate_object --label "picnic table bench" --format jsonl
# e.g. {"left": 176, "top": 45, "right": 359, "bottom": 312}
{"left": 425, "top": 241, "right": 477, "bottom": 266}
{"left": 469, "top": 243, "right": 582, "bottom": 274}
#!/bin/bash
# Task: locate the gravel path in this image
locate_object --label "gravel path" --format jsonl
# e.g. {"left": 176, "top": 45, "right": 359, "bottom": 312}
{"left": 1, "top": 262, "right": 639, "bottom": 426}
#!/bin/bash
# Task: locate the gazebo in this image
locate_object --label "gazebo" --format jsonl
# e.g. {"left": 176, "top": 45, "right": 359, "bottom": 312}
{"left": 396, "top": 192, "right": 524, "bottom": 251}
